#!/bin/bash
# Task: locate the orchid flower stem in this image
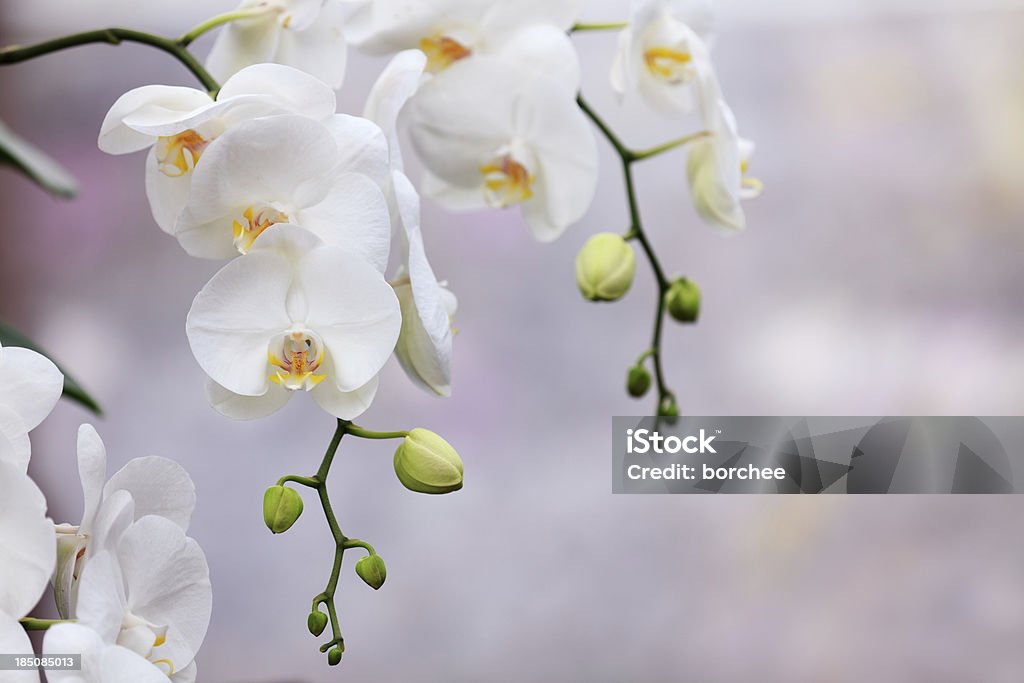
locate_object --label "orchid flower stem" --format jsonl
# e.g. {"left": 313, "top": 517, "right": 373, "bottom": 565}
{"left": 19, "top": 618, "right": 74, "bottom": 631}
{"left": 0, "top": 27, "right": 219, "bottom": 93}
{"left": 178, "top": 7, "right": 272, "bottom": 46}
{"left": 571, "top": 22, "right": 629, "bottom": 32}
{"left": 577, "top": 93, "right": 685, "bottom": 411}
{"left": 345, "top": 424, "right": 409, "bottom": 440}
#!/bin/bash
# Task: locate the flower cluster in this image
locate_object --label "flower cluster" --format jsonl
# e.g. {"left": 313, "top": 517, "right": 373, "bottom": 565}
{"left": 100, "top": 60, "right": 457, "bottom": 420}
{"left": 0, "top": 344, "right": 210, "bottom": 682}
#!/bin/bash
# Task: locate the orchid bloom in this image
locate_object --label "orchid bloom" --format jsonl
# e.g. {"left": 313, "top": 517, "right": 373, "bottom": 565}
{"left": 207, "top": 0, "right": 349, "bottom": 88}
{"left": 347, "top": 0, "right": 583, "bottom": 86}
{"left": 174, "top": 114, "right": 391, "bottom": 262}
{"left": 611, "top": 0, "right": 716, "bottom": 116}
{"left": 408, "top": 55, "right": 598, "bottom": 242}
{"left": 364, "top": 50, "right": 457, "bottom": 395}
{"left": 72, "top": 518, "right": 211, "bottom": 680}
{"left": 0, "top": 342, "right": 63, "bottom": 472}
{"left": 686, "top": 81, "right": 761, "bottom": 232}
{"left": 0, "top": 462, "right": 57, "bottom": 683}
{"left": 53, "top": 425, "right": 196, "bottom": 621}
{"left": 99, "top": 64, "right": 337, "bottom": 236}
{"left": 187, "top": 227, "right": 402, "bottom": 420}
{"left": 44, "top": 622, "right": 184, "bottom": 683}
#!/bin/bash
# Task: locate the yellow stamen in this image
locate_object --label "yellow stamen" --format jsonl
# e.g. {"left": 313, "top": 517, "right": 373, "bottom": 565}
{"left": 152, "top": 659, "right": 175, "bottom": 675}
{"left": 153, "top": 633, "right": 167, "bottom": 648}
{"left": 232, "top": 205, "right": 289, "bottom": 254}
{"left": 155, "top": 130, "right": 210, "bottom": 178}
{"left": 481, "top": 156, "right": 534, "bottom": 208}
{"left": 420, "top": 35, "right": 472, "bottom": 73}
{"left": 268, "top": 331, "right": 327, "bottom": 391}
{"left": 644, "top": 46, "right": 693, "bottom": 83}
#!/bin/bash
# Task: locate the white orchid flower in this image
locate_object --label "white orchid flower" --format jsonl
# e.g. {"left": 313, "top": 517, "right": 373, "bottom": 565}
{"left": 174, "top": 114, "right": 390, "bottom": 263}
{"left": 610, "top": 0, "right": 715, "bottom": 116}
{"left": 73, "top": 516, "right": 211, "bottom": 680}
{"left": 53, "top": 425, "right": 196, "bottom": 621}
{"left": 0, "top": 342, "right": 63, "bottom": 472}
{"left": 44, "top": 623, "right": 174, "bottom": 683}
{"left": 187, "top": 227, "right": 402, "bottom": 421}
{"left": 408, "top": 55, "right": 598, "bottom": 242}
{"left": 347, "top": 0, "right": 583, "bottom": 85}
{"left": 207, "top": 0, "right": 349, "bottom": 88}
{"left": 686, "top": 84, "right": 761, "bottom": 232}
{"left": 99, "top": 63, "right": 337, "bottom": 235}
{"left": 364, "top": 51, "right": 457, "bottom": 396}
{"left": 0, "top": 462, "right": 57, "bottom": 683}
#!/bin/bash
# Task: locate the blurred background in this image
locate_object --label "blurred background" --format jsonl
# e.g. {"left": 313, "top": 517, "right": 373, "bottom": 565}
{"left": 3, "top": 0, "right": 1024, "bottom": 680}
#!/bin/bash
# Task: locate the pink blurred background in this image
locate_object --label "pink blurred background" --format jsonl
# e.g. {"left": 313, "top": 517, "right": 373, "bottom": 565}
{"left": 2, "top": 1, "right": 1024, "bottom": 680}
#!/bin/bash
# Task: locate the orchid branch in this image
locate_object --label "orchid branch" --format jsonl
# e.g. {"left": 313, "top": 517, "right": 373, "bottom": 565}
{"left": 178, "top": 7, "right": 272, "bottom": 47}
{"left": 577, "top": 94, "right": 710, "bottom": 415}
{"left": 571, "top": 22, "right": 629, "bottom": 33}
{"left": 19, "top": 618, "right": 75, "bottom": 631}
{"left": 0, "top": 27, "right": 220, "bottom": 93}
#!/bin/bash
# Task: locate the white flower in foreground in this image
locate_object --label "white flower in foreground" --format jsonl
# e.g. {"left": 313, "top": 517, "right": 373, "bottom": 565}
{"left": 207, "top": 0, "right": 349, "bottom": 88}
{"left": 99, "top": 64, "right": 337, "bottom": 236}
{"left": 409, "top": 56, "right": 598, "bottom": 242}
{"left": 187, "top": 227, "right": 402, "bottom": 420}
{"left": 347, "top": 0, "right": 583, "bottom": 85}
{"left": 44, "top": 623, "right": 176, "bottom": 683}
{"left": 686, "top": 89, "right": 761, "bottom": 232}
{"left": 73, "top": 518, "right": 211, "bottom": 679}
{"left": 365, "top": 51, "right": 457, "bottom": 396}
{"left": 175, "top": 114, "right": 390, "bottom": 263}
{"left": 0, "top": 342, "right": 62, "bottom": 472}
{"left": 611, "top": 0, "right": 715, "bottom": 116}
{"left": 53, "top": 425, "right": 196, "bottom": 621}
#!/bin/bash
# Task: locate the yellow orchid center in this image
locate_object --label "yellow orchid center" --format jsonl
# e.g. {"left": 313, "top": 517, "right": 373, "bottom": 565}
{"left": 420, "top": 34, "right": 472, "bottom": 73}
{"left": 481, "top": 155, "right": 534, "bottom": 208}
{"left": 155, "top": 130, "right": 211, "bottom": 178}
{"left": 644, "top": 46, "right": 693, "bottom": 84}
{"left": 269, "top": 330, "right": 327, "bottom": 392}
{"left": 739, "top": 158, "right": 764, "bottom": 199}
{"left": 233, "top": 205, "right": 289, "bottom": 254}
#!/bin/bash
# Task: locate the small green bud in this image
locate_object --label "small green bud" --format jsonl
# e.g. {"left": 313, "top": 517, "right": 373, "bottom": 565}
{"left": 355, "top": 554, "right": 387, "bottom": 590}
{"left": 328, "top": 647, "right": 343, "bottom": 666}
{"left": 394, "top": 428, "right": 464, "bottom": 495}
{"left": 627, "top": 365, "right": 652, "bottom": 398}
{"left": 658, "top": 397, "right": 680, "bottom": 418}
{"left": 664, "top": 278, "right": 701, "bottom": 323}
{"left": 263, "top": 485, "right": 303, "bottom": 534}
{"left": 307, "top": 610, "right": 328, "bottom": 637}
{"left": 575, "top": 233, "right": 636, "bottom": 302}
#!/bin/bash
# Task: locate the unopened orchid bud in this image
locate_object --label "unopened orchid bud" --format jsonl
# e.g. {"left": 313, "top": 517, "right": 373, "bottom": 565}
{"left": 328, "top": 647, "right": 343, "bottom": 666}
{"left": 307, "top": 610, "right": 328, "bottom": 637}
{"left": 576, "top": 233, "right": 636, "bottom": 302}
{"left": 355, "top": 554, "right": 387, "bottom": 590}
{"left": 665, "top": 278, "right": 701, "bottom": 323}
{"left": 627, "top": 365, "right": 652, "bottom": 398}
{"left": 658, "top": 397, "right": 680, "bottom": 418}
{"left": 394, "top": 429, "right": 464, "bottom": 495}
{"left": 263, "top": 485, "right": 303, "bottom": 534}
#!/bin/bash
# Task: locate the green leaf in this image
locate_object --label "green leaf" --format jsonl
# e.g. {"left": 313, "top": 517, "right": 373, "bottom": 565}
{"left": 0, "top": 321, "right": 102, "bottom": 415}
{"left": 0, "top": 120, "right": 78, "bottom": 199}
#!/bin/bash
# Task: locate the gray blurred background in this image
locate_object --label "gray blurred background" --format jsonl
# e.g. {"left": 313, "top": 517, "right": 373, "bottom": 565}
{"left": 3, "top": 1, "right": 1024, "bottom": 681}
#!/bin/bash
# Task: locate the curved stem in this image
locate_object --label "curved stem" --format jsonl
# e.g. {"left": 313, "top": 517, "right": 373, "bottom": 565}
{"left": 179, "top": 7, "right": 273, "bottom": 46}
{"left": 577, "top": 93, "right": 684, "bottom": 410}
{"left": 632, "top": 131, "right": 710, "bottom": 162}
{"left": 345, "top": 424, "right": 409, "bottom": 441}
{"left": 0, "top": 28, "right": 219, "bottom": 93}
{"left": 20, "top": 618, "right": 74, "bottom": 631}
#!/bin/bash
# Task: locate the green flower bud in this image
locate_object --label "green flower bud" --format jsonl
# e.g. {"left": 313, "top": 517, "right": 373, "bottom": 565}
{"left": 575, "top": 233, "right": 636, "bottom": 302}
{"left": 307, "top": 610, "right": 328, "bottom": 637}
{"left": 658, "top": 397, "right": 680, "bottom": 418}
{"left": 263, "top": 485, "right": 303, "bottom": 534}
{"left": 394, "top": 428, "right": 464, "bottom": 495}
{"left": 328, "top": 647, "right": 343, "bottom": 666}
{"left": 355, "top": 554, "right": 387, "bottom": 590}
{"left": 664, "top": 278, "right": 701, "bottom": 323}
{"left": 627, "top": 364, "right": 652, "bottom": 398}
